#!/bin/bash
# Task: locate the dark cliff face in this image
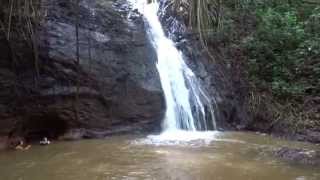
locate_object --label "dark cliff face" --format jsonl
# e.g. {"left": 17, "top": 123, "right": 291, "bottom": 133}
{"left": 0, "top": 0, "right": 165, "bottom": 140}
{"left": 157, "top": 0, "right": 248, "bottom": 130}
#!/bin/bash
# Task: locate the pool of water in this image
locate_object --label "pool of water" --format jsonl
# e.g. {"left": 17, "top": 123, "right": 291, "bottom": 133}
{"left": 0, "top": 132, "right": 319, "bottom": 180}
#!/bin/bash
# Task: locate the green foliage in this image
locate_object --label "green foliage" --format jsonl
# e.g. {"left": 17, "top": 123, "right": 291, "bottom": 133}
{"left": 244, "top": 1, "right": 320, "bottom": 99}
{"left": 203, "top": 0, "right": 320, "bottom": 133}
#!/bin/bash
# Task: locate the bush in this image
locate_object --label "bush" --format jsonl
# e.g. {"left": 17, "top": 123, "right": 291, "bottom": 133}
{"left": 244, "top": 2, "right": 320, "bottom": 99}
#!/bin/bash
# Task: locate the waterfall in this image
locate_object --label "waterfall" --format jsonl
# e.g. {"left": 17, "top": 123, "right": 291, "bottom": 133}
{"left": 130, "top": 0, "right": 217, "bottom": 133}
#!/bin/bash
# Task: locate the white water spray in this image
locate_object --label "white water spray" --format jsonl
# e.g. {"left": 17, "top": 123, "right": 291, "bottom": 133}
{"left": 130, "top": 0, "right": 217, "bottom": 135}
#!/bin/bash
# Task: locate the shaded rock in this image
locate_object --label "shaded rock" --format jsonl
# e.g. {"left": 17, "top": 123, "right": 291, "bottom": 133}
{"left": 296, "top": 130, "right": 320, "bottom": 144}
{"left": 58, "top": 129, "right": 86, "bottom": 141}
{"left": 0, "top": 0, "right": 165, "bottom": 140}
{"left": 0, "top": 136, "right": 9, "bottom": 150}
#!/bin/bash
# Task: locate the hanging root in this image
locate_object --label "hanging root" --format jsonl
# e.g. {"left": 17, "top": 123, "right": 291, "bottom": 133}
{"left": 0, "top": 0, "right": 42, "bottom": 81}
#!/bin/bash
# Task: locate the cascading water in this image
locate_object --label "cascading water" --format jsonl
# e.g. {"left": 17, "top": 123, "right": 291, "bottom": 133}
{"left": 130, "top": 0, "right": 217, "bottom": 134}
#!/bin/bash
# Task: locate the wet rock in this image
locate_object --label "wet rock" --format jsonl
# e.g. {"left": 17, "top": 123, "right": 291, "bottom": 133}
{"left": 0, "top": 0, "right": 165, "bottom": 139}
{"left": 297, "top": 130, "right": 320, "bottom": 144}
{"left": 275, "top": 147, "right": 320, "bottom": 166}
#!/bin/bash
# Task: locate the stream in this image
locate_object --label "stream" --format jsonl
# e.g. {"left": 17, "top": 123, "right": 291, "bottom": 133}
{"left": 0, "top": 132, "right": 319, "bottom": 180}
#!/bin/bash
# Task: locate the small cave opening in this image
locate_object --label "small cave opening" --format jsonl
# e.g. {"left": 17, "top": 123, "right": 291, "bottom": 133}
{"left": 22, "top": 113, "right": 69, "bottom": 142}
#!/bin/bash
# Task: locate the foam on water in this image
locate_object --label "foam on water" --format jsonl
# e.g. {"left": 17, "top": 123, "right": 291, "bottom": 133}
{"left": 134, "top": 131, "right": 219, "bottom": 146}
{"left": 132, "top": 131, "right": 250, "bottom": 146}
{"left": 149, "top": 130, "right": 219, "bottom": 142}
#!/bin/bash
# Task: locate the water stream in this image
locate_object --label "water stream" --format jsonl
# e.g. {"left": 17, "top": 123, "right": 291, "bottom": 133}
{"left": 130, "top": 0, "right": 216, "bottom": 133}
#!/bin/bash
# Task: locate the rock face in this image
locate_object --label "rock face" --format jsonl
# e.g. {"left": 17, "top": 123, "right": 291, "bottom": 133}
{"left": 157, "top": 0, "right": 248, "bottom": 130}
{"left": 0, "top": 0, "right": 165, "bottom": 140}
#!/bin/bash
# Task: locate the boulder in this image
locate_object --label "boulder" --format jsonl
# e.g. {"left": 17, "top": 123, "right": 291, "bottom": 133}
{"left": 275, "top": 147, "right": 320, "bottom": 166}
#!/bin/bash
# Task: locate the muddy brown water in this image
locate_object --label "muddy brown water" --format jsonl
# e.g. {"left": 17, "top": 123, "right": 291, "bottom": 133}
{"left": 0, "top": 132, "right": 319, "bottom": 180}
